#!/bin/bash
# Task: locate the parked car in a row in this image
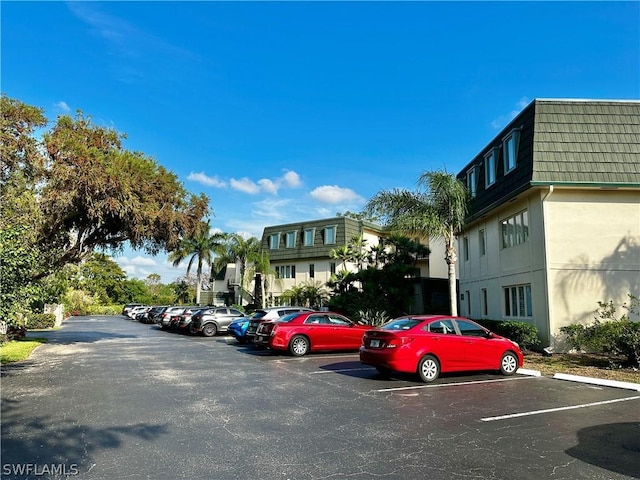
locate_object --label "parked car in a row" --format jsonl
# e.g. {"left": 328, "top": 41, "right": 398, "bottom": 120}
{"left": 124, "top": 303, "right": 525, "bottom": 384}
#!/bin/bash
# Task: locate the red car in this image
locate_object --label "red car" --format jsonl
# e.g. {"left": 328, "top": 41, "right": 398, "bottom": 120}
{"left": 360, "top": 315, "right": 524, "bottom": 382}
{"left": 254, "top": 311, "right": 370, "bottom": 356}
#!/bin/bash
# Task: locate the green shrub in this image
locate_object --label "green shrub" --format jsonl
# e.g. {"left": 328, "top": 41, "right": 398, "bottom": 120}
{"left": 560, "top": 294, "right": 640, "bottom": 367}
{"left": 478, "top": 319, "right": 540, "bottom": 351}
{"left": 26, "top": 313, "right": 56, "bottom": 329}
{"left": 86, "top": 305, "right": 121, "bottom": 315}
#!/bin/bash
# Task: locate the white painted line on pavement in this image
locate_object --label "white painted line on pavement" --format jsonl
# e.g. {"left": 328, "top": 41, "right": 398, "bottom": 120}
{"left": 481, "top": 395, "right": 640, "bottom": 422}
{"left": 376, "top": 375, "right": 535, "bottom": 392}
{"left": 553, "top": 373, "right": 640, "bottom": 391}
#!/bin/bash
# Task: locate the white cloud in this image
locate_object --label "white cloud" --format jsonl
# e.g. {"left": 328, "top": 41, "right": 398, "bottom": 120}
{"left": 491, "top": 97, "right": 531, "bottom": 129}
{"left": 257, "top": 178, "right": 278, "bottom": 194}
{"left": 282, "top": 170, "right": 302, "bottom": 188}
{"left": 310, "top": 185, "right": 363, "bottom": 204}
{"left": 231, "top": 177, "right": 261, "bottom": 194}
{"left": 55, "top": 101, "right": 70, "bottom": 112}
{"left": 252, "top": 198, "right": 291, "bottom": 220}
{"left": 187, "top": 172, "right": 226, "bottom": 188}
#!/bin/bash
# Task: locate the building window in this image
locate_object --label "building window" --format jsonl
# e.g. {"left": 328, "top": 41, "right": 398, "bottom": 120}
{"left": 269, "top": 233, "right": 280, "bottom": 250}
{"left": 465, "top": 290, "right": 471, "bottom": 316}
{"left": 285, "top": 231, "right": 296, "bottom": 248}
{"left": 330, "top": 262, "right": 336, "bottom": 275}
{"left": 275, "top": 265, "right": 297, "bottom": 279}
{"left": 481, "top": 288, "right": 488, "bottom": 316}
{"left": 324, "top": 226, "right": 337, "bottom": 245}
{"left": 309, "top": 264, "right": 315, "bottom": 278}
{"left": 466, "top": 166, "right": 478, "bottom": 198}
{"left": 463, "top": 236, "right": 469, "bottom": 261}
{"left": 504, "top": 284, "right": 532, "bottom": 317}
{"left": 479, "top": 229, "right": 486, "bottom": 256}
{"left": 501, "top": 209, "right": 529, "bottom": 248}
{"left": 303, "top": 228, "right": 315, "bottom": 246}
{"left": 484, "top": 148, "right": 498, "bottom": 187}
{"left": 503, "top": 129, "right": 521, "bottom": 174}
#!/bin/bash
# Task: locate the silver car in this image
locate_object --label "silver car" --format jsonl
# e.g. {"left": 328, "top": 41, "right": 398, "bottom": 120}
{"left": 190, "top": 307, "right": 246, "bottom": 337}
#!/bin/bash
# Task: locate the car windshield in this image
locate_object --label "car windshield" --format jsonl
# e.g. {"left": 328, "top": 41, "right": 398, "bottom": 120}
{"left": 381, "top": 318, "right": 423, "bottom": 331}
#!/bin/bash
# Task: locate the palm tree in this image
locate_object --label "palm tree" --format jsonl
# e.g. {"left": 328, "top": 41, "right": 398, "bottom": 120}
{"left": 168, "top": 221, "right": 227, "bottom": 305}
{"left": 365, "top": 170, "right": 469, "bottom": 316}
{"left": 329, "top": 245, "right": 352, "bottom": 272}
{"left": 245, "top": 250, "right": 280, "bottom": 308}
{"left": 227, "top": 234, "right": 261, "bottom": 305}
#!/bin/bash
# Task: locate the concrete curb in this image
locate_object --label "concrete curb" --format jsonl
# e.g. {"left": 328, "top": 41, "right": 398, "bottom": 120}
{"left": 516, "top": 368, "right": 542, "bottom": 377}
{"left": 552, "top": 373, "right": 640, "bottom": 391}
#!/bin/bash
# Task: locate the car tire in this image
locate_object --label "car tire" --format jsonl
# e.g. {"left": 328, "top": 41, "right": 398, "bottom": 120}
{"left": 202, "top": 323, "right": 218, "bottom": 337}
{"left": 417, "top": 354, "right": 440, "bottom": 383}
{"left": 289, "top": 335, "right": 310, "bottom": 357}
{"left": 500, "top": 351, "right": 519, "bottom": 376}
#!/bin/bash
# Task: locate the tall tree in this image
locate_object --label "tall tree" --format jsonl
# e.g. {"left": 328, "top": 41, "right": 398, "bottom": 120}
{"left": 227, "top": 234, "right": 261, "bottom": 305}
{"left": 168, "top": 221, "right": 226, "bottom": 305}
{"left": 365, "top": 170, "right": 468, "bottom": 316}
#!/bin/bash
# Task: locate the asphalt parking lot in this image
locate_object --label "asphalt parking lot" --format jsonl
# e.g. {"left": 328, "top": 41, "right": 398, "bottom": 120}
{"left": 2, "top": 316, "right": 639, "bottom": 480}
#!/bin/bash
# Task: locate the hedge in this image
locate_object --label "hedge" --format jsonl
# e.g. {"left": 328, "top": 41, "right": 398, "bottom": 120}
{"left": 477, "top": 319, "right": 541, "bottom": 351}
{"left": 26, "top": 313, "right": 56, "bottom": 329}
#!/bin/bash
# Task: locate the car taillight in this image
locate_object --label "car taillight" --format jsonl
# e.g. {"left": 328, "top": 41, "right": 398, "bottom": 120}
{"left": 270, "top": 325, "right": 278, "bottom": 336}
{"left": 386, "top": 337, "right": 413, "bottom": 348}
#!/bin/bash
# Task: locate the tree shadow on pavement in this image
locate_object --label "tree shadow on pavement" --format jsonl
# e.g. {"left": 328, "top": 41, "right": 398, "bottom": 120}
{"left": 566, "top": 422, "right": 640, "bottom": 479}
{"left": 1, "top": 397, "right": 170, "bottom": 479}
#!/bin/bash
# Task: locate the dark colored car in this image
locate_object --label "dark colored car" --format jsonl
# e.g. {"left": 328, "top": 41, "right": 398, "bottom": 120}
{"left": 244, "top": 307, "right": 315, "bottom": 343}
{"left": 189, "top": 307, "right": 246, "bottom": 337}
{"left": 254, "top": 311, "right": 370, "bottom": 356}
{"left": 175, "top": 307, "right": 207, "bottom": 333}
{"left": 159, "top": 306, "right": 197, "bottom": 330}
{"left": 360, "top": 315, "right": 524, "bottom": 382}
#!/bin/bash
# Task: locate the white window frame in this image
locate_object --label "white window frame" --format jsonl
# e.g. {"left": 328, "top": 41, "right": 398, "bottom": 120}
{"left": 501, "top": 209, "right": 529, "bottom": 249}
{"left": 269, "top": 233, "right": 280, "bottom": 250}
{"left": 303, "top": 228, "right": 315, "bottom": 247}
{"left": 466, "top": 166, "right": 478, "bottom": 198}
{"left": 504, "top": 284, "right": 532, "bottom": 317}
{"left": 503, "top": 129, "right": 521, "bottom": 175}
{"left": 285, "top": 231, "right": 297, "bottom": 248}
{"left": 484, "top": 148, "right": 499, "bottom": 187}
{"left": 324, "top": 225, "right": 337, "bottom": 245}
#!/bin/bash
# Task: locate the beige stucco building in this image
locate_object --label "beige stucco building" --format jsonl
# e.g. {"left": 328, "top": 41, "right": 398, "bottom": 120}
{"left": 457, "top": 99, "right": 640, "bottom": 348}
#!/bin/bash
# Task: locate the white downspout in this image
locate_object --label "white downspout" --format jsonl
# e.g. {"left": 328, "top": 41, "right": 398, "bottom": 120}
{"left": 541, "top": 185, "right": 554, "bottom": 352}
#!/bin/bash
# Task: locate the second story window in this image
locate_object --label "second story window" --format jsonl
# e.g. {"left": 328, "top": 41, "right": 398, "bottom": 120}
{"left": 309, "top": 264, "right": 314, "bottom": 278}
{"left": 269, "top": 233, "right": 280, "bottom": 250}
{"left": 324, "top": 226, "right": 336, "bottom": 245}
{"left": 330, "top": 262, "right": 336, "bottom": 275}
{"left": 501, "top": 209, "right": 529, "bottom": 248}
{"left": 503, "top": 129, "right": 521, "bottom": 175}
{"left": 463, "top": 236, "right": 469, "bottom": 261}
{"left": 303, "top": 228, "right": 315, "bottom": 246}
{"left": 285, "top": 231, "right": 296, "bottom": 248}
{"left": 479, "top": 229, "right": 486, "bottom": 256}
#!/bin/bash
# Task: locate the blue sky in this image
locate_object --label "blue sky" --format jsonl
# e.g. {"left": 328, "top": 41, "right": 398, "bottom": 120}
{"left": 2, "top": 1, "right": 639, "bottom": 283}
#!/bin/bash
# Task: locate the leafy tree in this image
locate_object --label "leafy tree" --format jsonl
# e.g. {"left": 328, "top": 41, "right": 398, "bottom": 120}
{"left": 226, "top": 234, "right": 261, "bottom": 306}
{"left": 172, "top": 280, "right": 191, "bottom": 304}
{"left": 73, "top": 253, "right": 127, "bottom": 304}
{"left": 365, "top": 170, "right": 468, "bottom": 316}
{"left": 245, "top": 251, "right": 280, "bottom": 308}
{"left": 329, "top": 245, "right": 352, "bottom": 272}
{"left": 169, "top": 221, "right": 226, "bottom": 304}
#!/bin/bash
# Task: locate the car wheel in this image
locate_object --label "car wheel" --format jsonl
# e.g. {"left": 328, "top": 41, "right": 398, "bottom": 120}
{"left": 202, "top": 323, "right": 218, "bottom": 337}
{"left": 289, "top": 335, "right": 310, "bottom": 357}
{"left": 417, "top": 355, "right": 440, "bottom": 382}
{"left": 500, "top": 351, "right": 519, "bottom": 376}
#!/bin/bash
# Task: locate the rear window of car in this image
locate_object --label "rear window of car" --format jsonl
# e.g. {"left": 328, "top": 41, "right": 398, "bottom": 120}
{"left": 381, "top": 318, "right": 423, "bottom": 331}
{"left": 275, "top": 313, "right": 301, "bottom": 323}
{"left": 251, "top": 311, "right": 268, "bottom": 319}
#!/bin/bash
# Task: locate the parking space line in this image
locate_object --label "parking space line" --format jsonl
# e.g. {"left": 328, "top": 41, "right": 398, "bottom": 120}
{"left": 375, "top": 376, "right": 535, "bottom": 392}
{"left": 273, "top": 354, "right": 360, "bottom": 362}
{"left": 310, "top": 367, "right": 374, "bottom": 374}
{"left": 481, "top": 396, "right": 640, "bottom": 422}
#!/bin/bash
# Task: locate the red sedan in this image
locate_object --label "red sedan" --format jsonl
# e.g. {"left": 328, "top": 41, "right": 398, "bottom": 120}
{"left": 254, "top": 311, "right": 370, "bottom": 356}
{"left": 360, "top": 315, "right": 524, "bottom": 382}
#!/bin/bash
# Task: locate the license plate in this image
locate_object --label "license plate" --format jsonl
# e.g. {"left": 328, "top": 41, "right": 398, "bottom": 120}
{"left": 370, "top": 339, "right": 381, "bottom": 348}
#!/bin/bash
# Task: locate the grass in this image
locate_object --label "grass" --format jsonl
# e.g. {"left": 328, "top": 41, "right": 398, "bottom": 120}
{"left": 523, "top": 351, "right": 640, "bottom": 384}
{"left": 1, "top": 338, "right": 48, "bottom": 364}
